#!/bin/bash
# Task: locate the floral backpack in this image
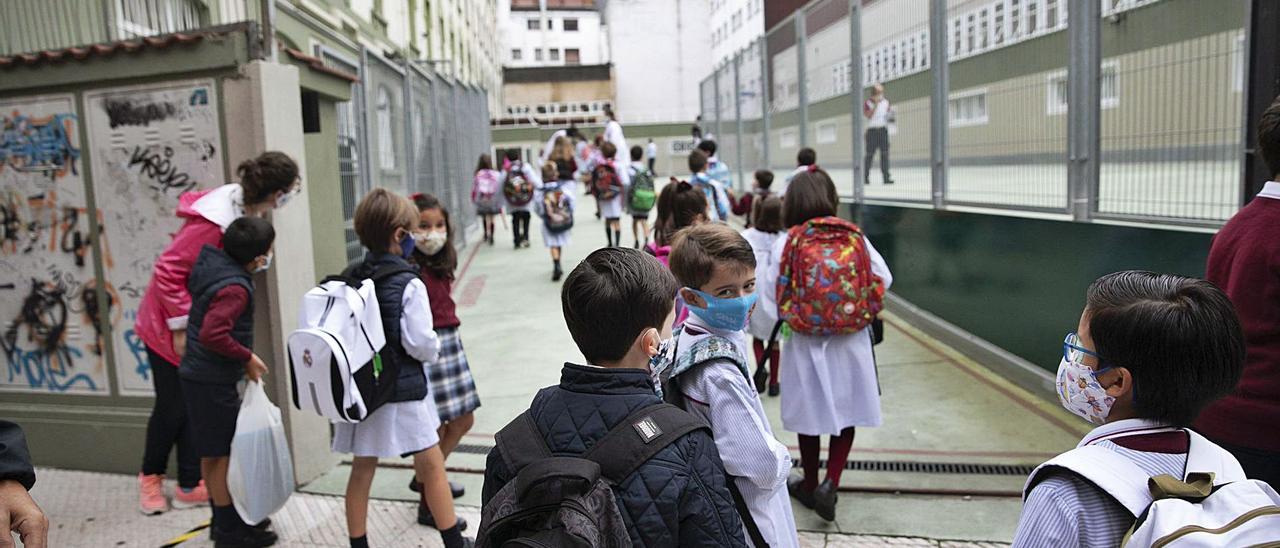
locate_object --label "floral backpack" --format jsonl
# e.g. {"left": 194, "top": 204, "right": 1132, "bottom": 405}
{"left": 776, "top": 216, "right": 884, "bottom": 335}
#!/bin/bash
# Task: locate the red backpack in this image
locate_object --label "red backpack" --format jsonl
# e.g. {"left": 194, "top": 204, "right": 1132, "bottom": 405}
{"left": 776, "top": 216, "right": 884, "bottom": 335}
{"left": 592, "top": 162, "right": 621, "bottom": 200}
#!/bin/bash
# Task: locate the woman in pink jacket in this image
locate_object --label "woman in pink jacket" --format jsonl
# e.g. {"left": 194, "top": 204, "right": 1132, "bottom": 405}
{"left": 135, "top": 151, "right": 300, "bottom": 515}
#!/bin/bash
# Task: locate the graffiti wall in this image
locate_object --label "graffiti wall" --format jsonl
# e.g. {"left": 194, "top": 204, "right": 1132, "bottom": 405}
{"left": 0, "top": 94, "right": 110, "bottom": 394}
{"left": 85, "top": 80, "right": 225, "bottom": 395}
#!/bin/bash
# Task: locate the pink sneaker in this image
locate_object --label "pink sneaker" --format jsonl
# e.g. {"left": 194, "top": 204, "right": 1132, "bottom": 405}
{"left": 138, "top": 473, "right": 168, "bottom": 515}
{"left": 172, "top": 480, "right": 209, "bottom": 509}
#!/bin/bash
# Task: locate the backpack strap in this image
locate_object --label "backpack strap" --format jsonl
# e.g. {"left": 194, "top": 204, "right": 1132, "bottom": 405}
{"left": 495, "top": 411, "right": 553, "bottom": 474}
{"left": 1184, "top": 430, "right": 1247, "bottom": 484}
{"left": 1025, "top": 445, "right": 1154, "bottom": 518}
{"left": 369, "top": 263, "right": 418, "bottom": 283}
{"left": 582, "top": 403, "right": 710, "bottom": 485}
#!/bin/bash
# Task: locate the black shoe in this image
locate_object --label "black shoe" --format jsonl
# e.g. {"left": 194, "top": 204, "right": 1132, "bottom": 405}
{"left": 768, "top": 383, "right": 780, "bottom": 397}
{"left": 416, "top": 503, "right": 468, "bottom": 531}
{"left": 409, "top": 479, "right": 465, "bottom": 499}
{"left": 633, "top": 240, "right": 640, "bottom": 249}
{"left": 212, "top": 524, "right": 278, "bottom": 548}
{"left": 787, "top": 474, "right": 815, "bottom": 509}
{"left": 884, "top": 179, "right": 895, "bottom": 185}
{"left": 211, "top": 519, "right": 273, "bottom": 542}
{"left": 813, "top": 478, "right": 838, "bottom": 522}
{"left": 552, "top": 267, "right": 563, "bottom": 282}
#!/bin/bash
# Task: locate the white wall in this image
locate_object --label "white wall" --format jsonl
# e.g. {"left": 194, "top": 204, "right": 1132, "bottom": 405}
{"left": 709, "top": 0, "right": 766, "bottom": 69}
{"left": 604, "top": 0, "right": 710, "bottom": 123}
{"left": 502, "top": 7, "right": 608, "bottom": 67}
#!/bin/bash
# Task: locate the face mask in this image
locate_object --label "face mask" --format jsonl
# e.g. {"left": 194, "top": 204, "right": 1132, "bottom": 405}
{"left": 253, "top": 252, "right": 273, "bottom": 274}
{"left": 398, "top": 231, "right": 416, "bottom": 259}
{"left": 648, "top": 333, "right": 674, "bottom": 397}
{"left": 415, "top": 230, "right": 447, "bottom": 256}
{"left": 1055, "top": 356, "right": 1116, "bottom": 425}
{"left": 275, "top": 187, "right": 300, "bottom": 209}
{"left": 685, "top": 288, "right": 757, "bottom": 332}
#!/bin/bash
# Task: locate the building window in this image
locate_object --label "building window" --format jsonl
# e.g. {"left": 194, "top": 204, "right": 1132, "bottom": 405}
{"left": 1046, "top": 62, "right": 1119, "bottom": 115}
{"left": 549, "top": 48, "right": 560, "bottom": 61}
{"left": 565, "top": 48, "right": 580, "bottom": 65}
{"left": 815, "top": 121, "right": 838, "bottom": 144}
{"left": 780, "top": 129, "right": 798, "bottom": 149}
{"left": 546, "top": 18, "right": 553, "bottom": 30}
{"left": 535, "top": 48, "right": 543, "bottom": 61}
{"left": 511, "top": 48, "right": 522, "bottom": 61}
{"left": 376, "top": 85, "right": 396, "bottom": 170}
{"left": 564, "top": 18, "right": 578, "bottom": 31}
{"left": 527, "top": 19, "right": 540, "bottom": 30}
{"left": 948, "top": 89, "right": 989, "bottom": 127}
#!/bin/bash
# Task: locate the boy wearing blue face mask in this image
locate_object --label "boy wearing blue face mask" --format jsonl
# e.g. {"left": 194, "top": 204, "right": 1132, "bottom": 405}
{"left": 657, "top": 223, "right": 800, "bottom": 548}
{"left": 1013, "top": 271, "right": 1254, "bottom": 547}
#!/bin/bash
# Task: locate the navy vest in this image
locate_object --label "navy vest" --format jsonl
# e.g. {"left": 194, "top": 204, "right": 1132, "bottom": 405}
{"left": 180, "top": 246, "right": 255, "bottom": 384}
{"left": 349, "top": 253, "right": 428, "bottom": 403}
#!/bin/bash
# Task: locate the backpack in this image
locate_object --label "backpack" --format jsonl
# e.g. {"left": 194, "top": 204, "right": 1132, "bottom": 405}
{"left": 777, "top": 216, "right": 884, "bottom": 336}
{"left": 477, "top": 403, "right": 710, "bottom": 548}
{"left": 1026, "top": 429, "right": 1280, "bottom": 546}
{"left": 475, "top": 170, "right": 502, "bottom": 212}
{"left": 503, "top": 164, "right": 535, "bottom": 207}
{"left": 286, "top": 263, "right": 417, "bottom": 423}
{"left": 542, "top": 182, "right": 574, "bottom": 234}
{"left": 592, "top": 162, "right": 621, "bottom": 200}
{"left": 627, "top": 166, "right": 656, "bottom": 213}
{"left": 691, "top": 175, "right": 728, "bottom": 220}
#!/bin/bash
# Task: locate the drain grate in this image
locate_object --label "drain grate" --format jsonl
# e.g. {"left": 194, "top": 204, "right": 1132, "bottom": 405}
{"left": 453, "top": 443, "right": 1032, "bottom": 476}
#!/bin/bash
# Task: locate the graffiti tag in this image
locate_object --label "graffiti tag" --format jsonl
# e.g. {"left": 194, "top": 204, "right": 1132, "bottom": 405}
{"left": 129, "top": 145, "right": 195, "bottom": 194}
{"left": 0, "top": 112, "right": 80, "bottom": 180}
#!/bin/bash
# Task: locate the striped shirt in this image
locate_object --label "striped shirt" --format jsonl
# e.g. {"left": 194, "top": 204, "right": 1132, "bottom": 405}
{"left": 1012, "top": 420, "right": 1187, "bottom": 547}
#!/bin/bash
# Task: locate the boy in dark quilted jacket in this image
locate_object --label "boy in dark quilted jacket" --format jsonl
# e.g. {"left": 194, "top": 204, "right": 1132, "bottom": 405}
{"left": 480, "top": 247, "right": 748, "bottom": 547}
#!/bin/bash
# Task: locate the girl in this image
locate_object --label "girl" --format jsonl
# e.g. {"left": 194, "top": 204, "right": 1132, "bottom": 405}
{"left": 742, "top": 195, "right": 785, "bottom": 397}
{"left": 590, "top": 141, "right": 628, "bottom": 247}
{"left": 472, "top": 154, "right": 502, "bottom": 245}
{"left": 761, "top": 168, "right": 892, "bottom": 522}
{"left": 646, "top": 179, "right": 709, "bottom": 328}
{"left": 337, "top": 189, "right": 470, "bottom": 548}
{"left": 408, "top": 193, "right": 481, "bottom": 503}
{"left": 541, "top": 137, "right": 579, "bottom": 281}
{"left": 135, "top": 151, "right": 299, "bottom": 518}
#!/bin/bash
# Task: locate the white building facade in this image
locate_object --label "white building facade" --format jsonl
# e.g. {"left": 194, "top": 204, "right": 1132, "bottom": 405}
{"left": 599, "top": 0, "right": 712, "bottom": 124}
{"left": 501, "top": 0, "right": 610, "bottom": 68}
{"left": 710, "top": 0, "right": 766, "bottom": 69}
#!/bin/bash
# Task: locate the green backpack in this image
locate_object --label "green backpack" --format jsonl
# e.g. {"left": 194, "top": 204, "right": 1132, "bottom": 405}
{"left": 628, "top": 166, "right": 657, "bottom": 212}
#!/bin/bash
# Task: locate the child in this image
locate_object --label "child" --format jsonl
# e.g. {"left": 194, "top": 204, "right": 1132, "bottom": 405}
{"left": 696, "top": 139, "right": 734, "bottom": 193}
{"left": 1013, "top": 271, "right": 1250, "bottom": 546}
{"left": 407, "top": 194, "right": 481, "bottom": 504}
{"left": 625, "top": 144, "right": 656, "bottom": 249}
{"left": 688, "top": 149, "right": 731, "bottom": 222}
{"left": 336, "top": 189, "right": 470, "bottom": 548}
{"left": 542, "top": 138, "right": 579, "bottom": 281}
{"left": 760, "top": 168, "right": 892, "bottom": 521}
{"left": 590, "top": 141, "right": 629, "bottom": 248}
{"left": 659, "top": 223, "right": 800, "bottom": 548}
{"left": 499, "top": 149, "right": 540, "bottom": 249}
{"left": 779, "top": 147, "right": 816, "bottom": 195}
{"left": 742, "top": 196, "right": 785, "bottom": 396}
{"left": 647, "top": 180, "right": 709, "bottom": 267}
{"left": 178, "top": 216, "right": 277, "bottom": 547}
{"left": 472, "top": 154, "right": 502, "bottom": 246}
{"left": 732, "top": 170, "right": 775, "bottom": 228}
{"left": 480, "top": 247, "right": 748, "bottom": 547}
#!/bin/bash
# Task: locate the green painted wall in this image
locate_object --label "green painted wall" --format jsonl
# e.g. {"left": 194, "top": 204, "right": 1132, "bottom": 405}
{"left": 853, "top": 203, "right": 1213, "bottom": 373}
{"left": 305, "top": 96, "right": 349, "bottom": 278}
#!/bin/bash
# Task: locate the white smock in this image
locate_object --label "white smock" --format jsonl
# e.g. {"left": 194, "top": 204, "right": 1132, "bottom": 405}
{"left": 537, "top": 179, "right": 578, "bottom": 248}
{"left": 742, "top": 227, "right": 783, "bottom": 342}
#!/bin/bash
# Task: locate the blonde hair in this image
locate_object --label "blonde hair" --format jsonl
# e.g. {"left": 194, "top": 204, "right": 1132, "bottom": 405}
{"left": 354, "top": 188, "right": 417, "bottom": 251}
{"left": 550, "top": 136, "right": 575, "bottom": 164}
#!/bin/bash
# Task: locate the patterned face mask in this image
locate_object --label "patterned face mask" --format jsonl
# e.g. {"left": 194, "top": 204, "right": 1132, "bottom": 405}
{"left": 648, "top": 336, "right": 675, "bottom": 399}
{"left": 1055, "top": 355, "right": 1115, "bottom": 426}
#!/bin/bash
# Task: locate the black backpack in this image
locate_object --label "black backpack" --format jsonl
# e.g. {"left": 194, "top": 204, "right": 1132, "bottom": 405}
{"left": 477, "top": 404, "right": 709, "bottom": 548}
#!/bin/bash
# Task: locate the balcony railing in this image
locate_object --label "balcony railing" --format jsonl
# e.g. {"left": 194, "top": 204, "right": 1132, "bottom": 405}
{"left": 1, "top": 0, "right": 262, "bottom": 57}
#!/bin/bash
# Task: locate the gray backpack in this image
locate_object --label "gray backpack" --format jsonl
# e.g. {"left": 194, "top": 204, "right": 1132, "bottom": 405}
{"left": 477, "top": 403, "right": 709, "bottom": 548}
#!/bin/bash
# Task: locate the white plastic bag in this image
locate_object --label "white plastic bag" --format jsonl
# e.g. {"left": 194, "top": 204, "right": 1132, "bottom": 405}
{"left": 227, "top": 380, "right": 295, "bottom": 525}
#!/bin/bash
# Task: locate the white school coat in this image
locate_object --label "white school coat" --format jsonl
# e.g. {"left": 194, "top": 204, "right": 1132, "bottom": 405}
{"left": 760, "top": 233, "right": 893, "bottom": 435}
{"left": 742, "top": 227, "right": 783, "bottom": 342}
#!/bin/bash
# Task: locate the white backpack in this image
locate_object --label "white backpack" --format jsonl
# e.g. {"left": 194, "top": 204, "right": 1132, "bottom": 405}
{"left": 1026, "top": 429, "right": 1280, "bottom": 547}
{"left": 286, "top": 264, "right": 414, "bottom": 423}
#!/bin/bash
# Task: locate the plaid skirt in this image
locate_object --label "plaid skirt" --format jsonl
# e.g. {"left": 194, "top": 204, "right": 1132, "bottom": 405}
{"left": 429, "top": 326, "right": 481, "bottom": 423}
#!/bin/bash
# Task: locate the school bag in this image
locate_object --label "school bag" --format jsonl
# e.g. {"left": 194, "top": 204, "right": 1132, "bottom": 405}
{"left": 776, "top": 216, "right": 884, "bottom": 336}
{"left": 592, "top": 162, "right": 621, "bottom": 200}
{"left": 627, "top": 166, "right": 656, "bottom": 213}
{"left": 286, "top": 263, "right": 417, "bottom": 423}
{"left": 477, "top": 403, "right": 709, "bottom": 548}
{"left": 1025, "top": 429, "right": 1280, "bottom": 546}
{"left": 691, "top": 174, "right": 729, "bottom": 220}
{"left": 541, "top": 182, "right": 574, "bottom": 234}
{"left": 474, "top": 170, "right": 502, "bottom": 212}
{"left": 503, "top": 163, "right": 535, "bottom": 207}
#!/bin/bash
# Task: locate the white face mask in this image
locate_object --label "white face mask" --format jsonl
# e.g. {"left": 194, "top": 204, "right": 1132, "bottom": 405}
{"left": 253, "top": 251, "right": 273, "bottom": 274}
{"left": 1055, "top": 356, "right": 1116, "bottom": 425}
{"left": 415, "top": 230, "right": 447, "bottom": 256}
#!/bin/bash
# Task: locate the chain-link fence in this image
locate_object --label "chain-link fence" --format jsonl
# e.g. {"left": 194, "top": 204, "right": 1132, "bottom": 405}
{"left": 699, "top": 0, "right": 1251, "bottom": 227}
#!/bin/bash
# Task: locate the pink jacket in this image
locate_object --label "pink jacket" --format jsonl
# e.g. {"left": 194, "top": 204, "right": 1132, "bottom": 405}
{"left": 135, "top": 186, "right": 239, "bottom": 367}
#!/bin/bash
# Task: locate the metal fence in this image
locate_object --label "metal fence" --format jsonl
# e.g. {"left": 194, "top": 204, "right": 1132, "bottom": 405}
{"left": 700, "top": 0, "right": 1250, "bottom": 227}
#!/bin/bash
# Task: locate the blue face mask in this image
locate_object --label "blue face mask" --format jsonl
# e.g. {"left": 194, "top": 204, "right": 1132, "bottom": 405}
{"left": 399, "top": 231, "right": 416, "bottom": 259}
{"left": 685, "top": 288, "right": 757, "bottom": 331}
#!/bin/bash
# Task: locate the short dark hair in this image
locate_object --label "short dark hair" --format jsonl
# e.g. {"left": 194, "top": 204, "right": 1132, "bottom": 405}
{"left": 236, "top": 151, "right": 298, "bottom": 206}
{"left": 505, "top": 149, "right": 520, "bottom": 162}
{"left": 1086, "top": 271, "right": 1245, "bottom": 427}
{"left": 753, "top": 195, "right": 784, "bottom": 233}
{"left": 670, "top": 224, "right": 756, "bottom": 290}
{"left": 754, "top": 169, "right": 774, "bottom": 190}
{"left": 562, "top": 248, "right": 679, "bottom": 363}
{"left": 688, "top": 149, "right": 708, "bottom": 173}
{"left": 783, "top": 168, "right": 839, "bottom": 227}
{"left": 1259, "top": 94, "right": 1280, "bottom": 178}
{"left": 222, "top": 216, "right": 275, "bottom": 265}
{"left": 630, "top": 145, "right": 644, "bottom": 161}
{"left": 797, "top": 147, "right": 816, "bottom": 166}
{"left": 600, "top": 141, "right": 617, "bottom": 159}
{"left": 696, "top": 139, "right": 717, "bottom": 156}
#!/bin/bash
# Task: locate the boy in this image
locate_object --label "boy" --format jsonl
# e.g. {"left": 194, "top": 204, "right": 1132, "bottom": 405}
{"left": 732, "top": 170, "right": 774, "bottom": 228}
{"left": 179, "top": 216, "right": 277, "bottom": 548}
{"left": 626, "top": 144, "right": 655, "bottom": 249}
{"left": 500, "top": 148, "right": 540, "bottom": 249}
{"left": 780, "top": 147, "right": 816, "bottom": 195}
{"left": 661, "top": 224, "right": 799, "bottom": 548}
{"left": 1013, "top": 271, "right": 1249, "bottom": 546}
{"left": 481, "top": 248, "right": 748, "bottom": 547}
{"left": 689, "top": 149, "right": 731, "bottom": 222}
{"left": 696, "top": 139, "right": 733, "bottom": 191}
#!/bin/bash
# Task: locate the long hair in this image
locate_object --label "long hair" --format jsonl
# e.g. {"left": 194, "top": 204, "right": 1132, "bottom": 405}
{"left": 410, "top": 193, "right": 458, "bottom": 280}
{"left": 654, "top": 178, "right": 708, "bottom": 247}
{"left": 475, "top": 153, "right": 493, "bottom": 173}
{"left": 550, "top": 136, "right": 575, "bottom": 164}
